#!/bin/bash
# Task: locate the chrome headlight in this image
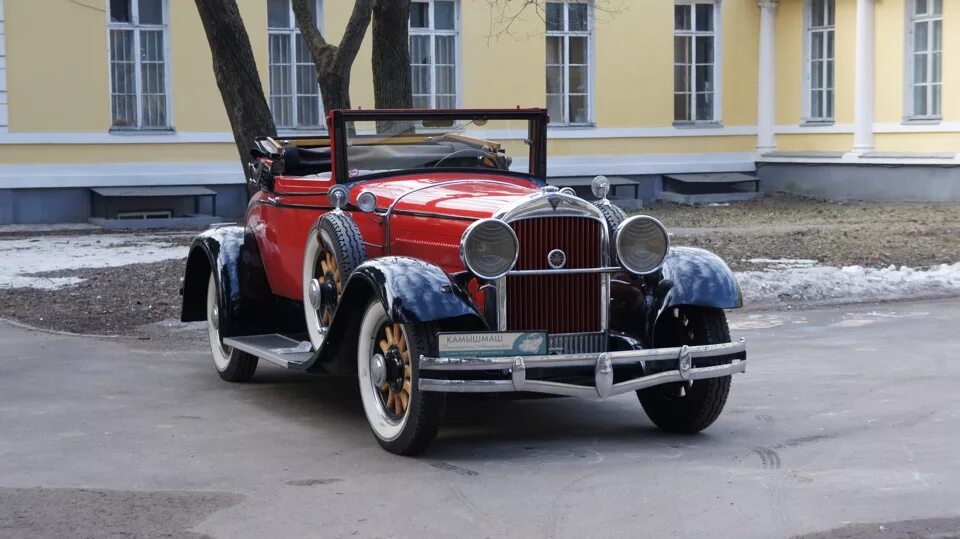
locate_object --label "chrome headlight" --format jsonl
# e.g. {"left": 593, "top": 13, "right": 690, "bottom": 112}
{"left": 616, "top": 216, "right": 669, "bottom": 275}
{"left": 460, "top": 218, "right": 519, "bottom": 280}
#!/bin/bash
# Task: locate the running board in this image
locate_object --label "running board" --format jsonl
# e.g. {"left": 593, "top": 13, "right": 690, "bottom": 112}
{"left": 222, "top": 334, "right": 316, "bottom": 369}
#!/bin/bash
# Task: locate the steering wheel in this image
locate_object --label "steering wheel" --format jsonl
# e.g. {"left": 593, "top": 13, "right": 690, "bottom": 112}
{"left": 431, "top": 148, "right": 503, "bottom": 169}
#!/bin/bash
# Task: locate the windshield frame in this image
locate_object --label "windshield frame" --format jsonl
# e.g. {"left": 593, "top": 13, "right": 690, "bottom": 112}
{"left": 327, "top": 108, "right": 548, "bottom": 184}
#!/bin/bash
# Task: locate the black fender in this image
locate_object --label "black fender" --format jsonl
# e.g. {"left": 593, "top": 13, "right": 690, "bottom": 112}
{"left": 180, "top": 226, "right": 278, "bottom": 337}
{"left": 312, "top": 256, "right": 486, "bottom": 373}
{"left": 610, "top": 246, "right": 742, "bottom": 346}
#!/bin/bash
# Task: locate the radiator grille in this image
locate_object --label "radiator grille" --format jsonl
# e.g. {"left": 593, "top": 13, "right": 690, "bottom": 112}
{"left": 506, "top": 217, "right": 602, "bottom": 334}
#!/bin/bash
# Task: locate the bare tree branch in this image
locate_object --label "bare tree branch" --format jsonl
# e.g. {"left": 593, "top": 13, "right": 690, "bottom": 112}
{"left": 484, "top": 0, "right": 626, "bottom": 42}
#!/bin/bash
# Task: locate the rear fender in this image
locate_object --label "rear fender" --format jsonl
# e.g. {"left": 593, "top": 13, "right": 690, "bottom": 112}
{"left": 180, "top": 226, "right": 277, "bottom": 337}
{"left": 313, "top": 257, "right": 486, "bottom": 373}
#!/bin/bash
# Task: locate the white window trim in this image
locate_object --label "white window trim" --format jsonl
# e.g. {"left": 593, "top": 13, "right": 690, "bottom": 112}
{"left": 903, "top": 0, "right": 942, "bottom": 122}
{"left": 801, "top": 0, "right": 835, "bottom": 124}
{"left": 268, "top": 0, "right": 326, "bottom": 133}
{"left": 673, "top": 0, "right": 723, "bottom": 127}
{"left": 409, "top": 0, "right": 461, "bottom": 109}
{"left": 546, "top": 0, "right": 595, "bottom": 127}
{"left": 105, "top": 0, "right": 174, "bottom": 132}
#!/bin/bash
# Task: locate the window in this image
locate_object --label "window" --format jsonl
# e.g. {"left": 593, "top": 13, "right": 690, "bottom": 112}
{"left": 268, "top": 0, "right": 325, "bottom": 130}
{"left": 806, "top": 0, "right": 835, "bottom": 121}
{"left": 545, "top": 1, "right": 592, "bottom": 125}
{"left": 108, "top": 0, "right": 169, "bottom": 129}
{"left": 674, "top": 1, "right": 718, "bottom": 123}
{"left": 410, "top": 1, "right": 459, "bottom": 109}
{"left": 907, "top": 0, "right": 942, "bottom": 118}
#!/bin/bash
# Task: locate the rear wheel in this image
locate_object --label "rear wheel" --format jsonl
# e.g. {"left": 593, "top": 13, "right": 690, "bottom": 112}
{"left": 356, "top": 299, "right": 446, "bottom": 455}
{"left": 637, "top": 307, "right": 731, "bottom": 434}
{"left": 206, "top": 275, "right": 258, "bottom": 382}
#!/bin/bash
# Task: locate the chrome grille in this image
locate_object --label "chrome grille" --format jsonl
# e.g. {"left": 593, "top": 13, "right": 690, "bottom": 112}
{"left": 506, "top": 217, "right": 602, "bottom": 334}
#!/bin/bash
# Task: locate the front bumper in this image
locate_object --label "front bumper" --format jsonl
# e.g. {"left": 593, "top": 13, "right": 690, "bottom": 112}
{"left": 418, "top": 339, "right": 746, "bottom": 399}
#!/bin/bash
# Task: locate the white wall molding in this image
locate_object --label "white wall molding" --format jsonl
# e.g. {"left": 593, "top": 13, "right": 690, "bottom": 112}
{"left": 512, "top": 152, "right": 758, "bottom": 177}
{"left": 759, "top": 153, "right": 959, "bottom": 166}
{"left": 0, "top": 131, "right": 237, "bottom": 145}
{"left": 776, "top": 123, "right": 854, "bottom": 134}
{"left": 775, "top": 122, "right": 960, "bottom": 134}
{"left": 874, "top": 122, "right": 960, "bottom": 133}
{"left": 0, "top": 0, "right": 8, "bottom": 134}
{"left": 0, "top": 154, "right": 758, "bottom": 189}
{"left": 542, "top": 126, "right": 757, "bottom": 139}
{"left": 0, "top": 162, "right": 245, "bottom": 189}
{"left": 0, "top": 126, "right": 761, "bottom": 145}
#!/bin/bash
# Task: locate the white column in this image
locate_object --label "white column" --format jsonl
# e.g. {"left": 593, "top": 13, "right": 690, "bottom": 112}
{"left": 756, "top": 0, "right": 778, "bottom": 153}
{"left": 852, "top": 0, "right": 875, "bottom": 153}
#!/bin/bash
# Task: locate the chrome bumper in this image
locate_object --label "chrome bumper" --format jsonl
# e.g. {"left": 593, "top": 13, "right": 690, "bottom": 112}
{"left": 418, "top": 339, "right": 746, "bottom": 399}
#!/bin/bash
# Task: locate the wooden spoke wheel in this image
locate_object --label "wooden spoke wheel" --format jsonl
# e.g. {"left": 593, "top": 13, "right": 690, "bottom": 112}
{"left": 376, "top": 321, "right": 412, "bottom": 419}
{"left": 302, "top": 213, "right": 366, "bottom": 348}
{"left": 356, "top": 299, "right": 446, "bottom": 455}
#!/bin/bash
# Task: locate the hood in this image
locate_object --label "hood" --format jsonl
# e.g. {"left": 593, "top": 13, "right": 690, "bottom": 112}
{"left": 353, "top": 174, "right": 542, "bottom": 220}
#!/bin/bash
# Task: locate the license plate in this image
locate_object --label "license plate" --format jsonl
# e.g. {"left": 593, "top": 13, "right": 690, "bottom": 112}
{"left": 437, "top": 331, "right": 548, "bottom": 357}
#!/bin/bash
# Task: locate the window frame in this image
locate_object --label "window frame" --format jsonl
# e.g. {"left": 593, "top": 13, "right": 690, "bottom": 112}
{"left": 267, "top": 0, "right": 326, "bottom": 132}
{"left": 106, "top": 0, "right": 173, "bottom": 131}
{"left": 545, "top": 0, "right": 595, "bottom": 127}
{"left": 802, "top": 0, "right": 835, "bottom": 124}
{"left": 904, "top": 0, "right": 943, "bottom": 122}
{"left": 409, "top": 0, "right": 461, "bottom": 110}
{"left": 673, "top": 0, "right": 722, "bottom": 126}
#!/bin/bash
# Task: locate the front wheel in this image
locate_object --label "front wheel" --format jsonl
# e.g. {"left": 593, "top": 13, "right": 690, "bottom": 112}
{"left": 206, "top": 275, "right": 258, "bottom": 382}
{"left": 356, "top": 299, "right": 446, "bottom": 455}
{"left": 637, "top": 307, "right": 732, "bottom": 434}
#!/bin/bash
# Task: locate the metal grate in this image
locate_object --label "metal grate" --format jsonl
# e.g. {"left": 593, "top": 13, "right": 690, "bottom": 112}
{"left": 506, "top": 217, "right": 602, "bottom": 334}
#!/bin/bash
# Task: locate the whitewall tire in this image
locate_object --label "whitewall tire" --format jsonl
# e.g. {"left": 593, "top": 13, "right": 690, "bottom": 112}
{"left": 356, "top": 299, "right": 445, "bottom": 455}
{"left": 206, "top": 275, "right": 258, "bottom": 382}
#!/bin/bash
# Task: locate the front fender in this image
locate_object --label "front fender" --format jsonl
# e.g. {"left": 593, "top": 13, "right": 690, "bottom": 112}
{"left": 659, "top": 246, "right": 743, "bottom": 312}
{"left": 180, "top": 226, "right": 275, "bottom": 337}
{"left": 313, "top": 257, "right": 486, "bottom": 373}
{"left": 610, "top": 247, "right": 742, "bottom": 346}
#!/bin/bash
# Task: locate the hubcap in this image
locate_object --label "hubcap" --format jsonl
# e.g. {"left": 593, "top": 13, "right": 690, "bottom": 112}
{"left": 210, "top": 304, "right": 220, "bottom": 330}
{"left": 308, "top": 278, "right": 323, "bottom": 310}
{"left": 370, "top": 353, "right": 386, "bottom": 387}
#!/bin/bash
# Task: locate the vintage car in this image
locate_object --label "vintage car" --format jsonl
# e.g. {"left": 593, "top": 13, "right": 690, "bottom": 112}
{"left": 180, "top": 108, "right": 747, "bottom": 455}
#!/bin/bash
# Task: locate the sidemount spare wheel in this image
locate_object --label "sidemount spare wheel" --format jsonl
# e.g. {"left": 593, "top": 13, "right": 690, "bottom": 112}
{"left": 637, "top": 306, "right": 732, "bottom": 434}
{"left": 592, "top": 200, "right": 627, "bottom": 264}
{"left": 303, "top": 212, "right": 367, "bottom": 349}
{"left": 206, "top": 275, "right": 258, "bottom": 382}
{"left": 356, "top": 299, "right": 446, "bottom": 455}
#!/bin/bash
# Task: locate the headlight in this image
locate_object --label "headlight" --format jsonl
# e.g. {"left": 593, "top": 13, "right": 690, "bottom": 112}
{"left": 460, "top": 219, "right": 518, "bottom": 280}
{"left": 616, "top": 216, "right": 669, "bottom": 275}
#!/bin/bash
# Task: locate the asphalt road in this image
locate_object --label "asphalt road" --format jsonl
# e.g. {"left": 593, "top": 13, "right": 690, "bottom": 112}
{"left": 1, "top": 299, "right": 959, "bottom": 538}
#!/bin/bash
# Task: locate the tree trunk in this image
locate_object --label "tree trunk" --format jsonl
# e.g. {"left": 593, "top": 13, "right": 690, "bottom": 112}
{"left": 372, "top": 0, "right": 413, "bottom": 110}
{"left": 293, "top": 0, "right": 373, "bottom": 113}
{"left": 194, "top": 0, "right": 276, "bottom": 200}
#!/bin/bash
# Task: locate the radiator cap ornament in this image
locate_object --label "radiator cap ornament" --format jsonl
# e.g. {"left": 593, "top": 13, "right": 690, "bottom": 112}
{"left": 547, "top": 248, "right": 567, "bottom": 269}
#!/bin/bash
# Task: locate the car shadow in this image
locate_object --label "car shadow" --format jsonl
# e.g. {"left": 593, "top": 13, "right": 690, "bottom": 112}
{"left": 241, "top": 366, "right": 713, "bottom": 460}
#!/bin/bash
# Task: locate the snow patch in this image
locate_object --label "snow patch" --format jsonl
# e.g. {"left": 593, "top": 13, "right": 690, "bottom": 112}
{"left": 737, "top": 262, "right": 960, "bottom": 304}
{"left": 0, "top": 234, "right": 188, "bottom": 290}
{"left": 745, "top": 258, "right": 819, "bottom": 269}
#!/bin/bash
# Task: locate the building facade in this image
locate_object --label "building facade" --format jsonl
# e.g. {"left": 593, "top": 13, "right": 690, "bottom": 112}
{"left": 0, "top": 0, "right": 957, "bottom": 224}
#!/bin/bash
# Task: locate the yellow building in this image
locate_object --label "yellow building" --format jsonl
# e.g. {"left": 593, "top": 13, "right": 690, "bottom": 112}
{"left": 0, "top": 0, "right": 957, "bottom": 224}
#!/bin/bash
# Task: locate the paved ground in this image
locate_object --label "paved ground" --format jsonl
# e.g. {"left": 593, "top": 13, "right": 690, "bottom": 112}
{"left": 1, "top": 300, "right": 959, "bottom": 538}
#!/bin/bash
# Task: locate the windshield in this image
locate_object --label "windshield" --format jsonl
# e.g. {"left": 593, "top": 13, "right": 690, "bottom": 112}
{"left": 339, "top": 113, "right": 539, "bottom": 180}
